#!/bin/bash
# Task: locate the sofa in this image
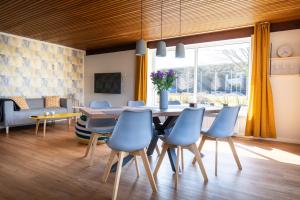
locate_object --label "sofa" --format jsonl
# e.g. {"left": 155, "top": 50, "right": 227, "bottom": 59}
{"left": 1, "top": 98, "right": 72, "bottom": 134}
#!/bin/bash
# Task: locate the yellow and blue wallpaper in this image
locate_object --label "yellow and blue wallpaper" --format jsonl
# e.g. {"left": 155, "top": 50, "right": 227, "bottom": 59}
{"left": 0, "top": 33, "right": 84, "bottom": 103}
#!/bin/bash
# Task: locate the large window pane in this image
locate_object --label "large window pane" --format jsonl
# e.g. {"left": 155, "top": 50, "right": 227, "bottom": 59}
{"left": 197, "top": 42, "right": 250, "bottom": 105}
{"left": 148, "top": 38, "right": 251, "bottom": 106}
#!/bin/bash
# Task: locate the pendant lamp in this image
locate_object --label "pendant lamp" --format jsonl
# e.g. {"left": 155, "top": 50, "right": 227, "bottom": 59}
{"left": 135, "top": 0, "right": 146, "bottom": 56}
{"left": 175, "top": 0, "right": 185, "bottom": 58}
{"left": 156, "top": 0, "right": 166, "bottom": 57}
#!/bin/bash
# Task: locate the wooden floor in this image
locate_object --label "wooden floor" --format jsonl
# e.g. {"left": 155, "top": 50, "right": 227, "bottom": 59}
{"left": 0, "top": 123, "right": 299, "bottom": 200}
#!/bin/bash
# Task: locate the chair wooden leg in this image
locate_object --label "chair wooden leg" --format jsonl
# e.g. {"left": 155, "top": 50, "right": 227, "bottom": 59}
{"left": 134, "top": 156, "right": 140, "bottom": 177}
{"left": 228, "top": 137, "right": 242, "bottom": 170}
{"left": 112, "top": 151, "right": 124, "bottom": 200}
{"left": 192, "top": 135, "right": 207, "bottom": 164}
{"left": 175, "top": 146, "right": 181, "bottom": 189}
{"left": 181, "top": 147, "right": 184, "bottom": 171}
{"left": 215, "top": 139, "right": 218, "bottom": 176}
{"left": 102, "top": 150, "right": 117, "bottom": 183}
{"left": 190, "top": 143, "right": 208, "bottom": 182}
{"left": 43, "top": 119, "right": 47, "bottom": 137}
{"left": 68, "top": 117, "right": 71, "bottom": 128}
{"left": 140, "top": 149, "right": 157, "bottom": 192}
{"left": 154, "top": 143, "right": 168, "bottom": 177}
{"left": 5, "top": 126, "right": 9, "bottom": 135}
{"left": 155, "top": 145, "right": 161, "bottom": 155}
{"left": 84, "top": 133, "right": 97, "bottom": 157}
{"left": 89, "top": 134, "right": 99, "bottom": 166}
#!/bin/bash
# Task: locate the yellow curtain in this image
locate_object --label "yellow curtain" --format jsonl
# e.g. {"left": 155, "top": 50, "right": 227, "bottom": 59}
{"left": 134, "top": 51, "right": 148, "bottom": 103}
{"left": 245, "top": 22, "right": 276, "bottom": 138}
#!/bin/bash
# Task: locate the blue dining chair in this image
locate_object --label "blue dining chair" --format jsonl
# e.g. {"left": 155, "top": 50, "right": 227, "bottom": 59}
{"left": 192, "top": 106, "right": 242, "bottom": 176}
{"left": 154, "top": 108, "right": 208, "bottom": 189}
{"left": 168, "top": 100, "right": 181, "bottom": 105}
{"left": 102, "top": 110, "right": 157, "bottom": 200}
{"left": 127, "top": 100, "right": 145, "bottom": 107}
{"left": 127, "top": 100, "right": 161, "bottom": 155}
{"left": 84, "top": 100, "right": 116, "bottom": 165}
{"left": 90, "top": 100, "right": 111, "bottom": 109}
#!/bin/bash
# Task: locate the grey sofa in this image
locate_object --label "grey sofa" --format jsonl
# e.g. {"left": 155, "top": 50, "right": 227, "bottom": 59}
{"left": 1, "top": 98, "right": 72, "bottom": 134}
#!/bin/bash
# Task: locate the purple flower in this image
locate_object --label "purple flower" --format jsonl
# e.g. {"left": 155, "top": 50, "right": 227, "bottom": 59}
{"left": 166, "top": 69, "right": 174, "bottom": 77}
{"left": 150, "top": 69, "right": 176, "bottom": 93}
{"left": 150, "top": 72, "right": 155, "bottom": 78}
{"left": 156, "top": 70, "right": 164, "bottom": 79}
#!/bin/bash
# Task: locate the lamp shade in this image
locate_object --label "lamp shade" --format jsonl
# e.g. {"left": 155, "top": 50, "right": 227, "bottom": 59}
{"left": 135, "top": 39, "right": 146, "bottom": 56}
{"left": 156, "top": 40, "right": 166, "bottom": 57}
{"left": 175, "top": 43, "right": 185, "bottom": 58}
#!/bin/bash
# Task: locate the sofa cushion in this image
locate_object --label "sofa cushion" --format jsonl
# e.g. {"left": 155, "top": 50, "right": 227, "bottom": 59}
{"left": 9, "top": 96, "right": 29, "bottom": 110}
{"left": 45, "top": 96, "right": 60, "bottom": 108}
{"left": 26, "top": 98, "right": 44, "bottom": 109}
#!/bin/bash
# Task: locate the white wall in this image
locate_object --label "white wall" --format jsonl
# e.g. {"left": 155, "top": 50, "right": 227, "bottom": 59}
{"left": 270, "top": 29, "right": 300, "bottom": 143}
{"left": 271, "top": 76, "right": 300, "bottom": 143}
{"left": 270, "top": 29, "right": 300, "bottom": 58}
{"left": 84, "top": 50, "right": 136, "bottom": 107}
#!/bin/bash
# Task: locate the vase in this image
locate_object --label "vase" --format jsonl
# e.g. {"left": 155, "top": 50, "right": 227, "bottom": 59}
{"left": 159, "top": 90, "right": 168, "bottom": 110}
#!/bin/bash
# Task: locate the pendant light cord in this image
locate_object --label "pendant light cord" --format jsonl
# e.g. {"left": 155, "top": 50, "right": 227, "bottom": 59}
{"left": 161, "top": 0, "right": 163, "bottom": 40}
{"left": 179, "top": 0, "right": 181, "bottom": 36}
{"left": 140, "top": 0, "right": 143, "bottom": 38}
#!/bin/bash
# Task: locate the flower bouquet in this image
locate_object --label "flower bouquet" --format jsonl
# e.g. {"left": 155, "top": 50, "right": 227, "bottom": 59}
{"left": 150, "top": 69, "right": 176, "bottom": 109}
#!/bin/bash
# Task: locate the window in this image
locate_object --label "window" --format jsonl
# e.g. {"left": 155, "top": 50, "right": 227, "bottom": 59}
{"left": 148, "top": 38, "right": 251, "bottom": 106}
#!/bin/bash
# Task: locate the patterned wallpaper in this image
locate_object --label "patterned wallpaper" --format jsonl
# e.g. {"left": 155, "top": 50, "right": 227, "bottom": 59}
{"left": 0, "top": 33, "right": 85, "bottom": 103}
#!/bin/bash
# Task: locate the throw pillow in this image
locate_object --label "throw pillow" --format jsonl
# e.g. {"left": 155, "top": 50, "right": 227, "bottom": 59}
{"left": 9, "top": 96, "right": 29, "bottom": 110}
{"left": 45, "top": 96, "right": 60, "bottom": 108}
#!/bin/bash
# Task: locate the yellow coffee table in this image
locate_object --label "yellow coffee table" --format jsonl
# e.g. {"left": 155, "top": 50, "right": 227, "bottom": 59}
{"left": 31, "top": 113, "right": 81, "bottom": 136}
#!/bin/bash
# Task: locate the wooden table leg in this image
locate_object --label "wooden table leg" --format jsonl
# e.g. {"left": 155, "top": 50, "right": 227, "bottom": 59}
{"left": 43, "top": 120, "right": 47, "bottom": 137}
{"left": 35, "top": 119, "right": 40, "bottom": 135}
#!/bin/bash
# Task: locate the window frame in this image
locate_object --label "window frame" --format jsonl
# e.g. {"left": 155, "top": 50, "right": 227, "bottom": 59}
{"left": 147, "top": 37, "right": 251, "bottom": 106}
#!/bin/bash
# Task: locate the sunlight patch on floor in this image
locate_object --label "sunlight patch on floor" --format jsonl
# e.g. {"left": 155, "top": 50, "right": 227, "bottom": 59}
{"left": 237, "top": 144, "right": 300, "bottom": 165}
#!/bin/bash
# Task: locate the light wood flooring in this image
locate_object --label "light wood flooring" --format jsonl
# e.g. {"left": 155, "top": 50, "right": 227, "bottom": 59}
{"left": 0, "top": 123, "right": 299, "bottom": 200}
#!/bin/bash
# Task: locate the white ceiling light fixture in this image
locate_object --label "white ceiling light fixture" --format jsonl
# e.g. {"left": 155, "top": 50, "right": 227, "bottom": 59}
{"left": 156, "top": 0, "right": 166, "bottom": 57}
{"left": 135, "top": 0, "right": 146, "bottom": 56}
{"left": 176, "top": 0, "right": 185, "bottom": 58}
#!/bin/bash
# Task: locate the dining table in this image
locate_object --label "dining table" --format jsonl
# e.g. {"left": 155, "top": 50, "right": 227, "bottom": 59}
{"left": 80, "top": 105, "right": 221, "bottom": 173}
